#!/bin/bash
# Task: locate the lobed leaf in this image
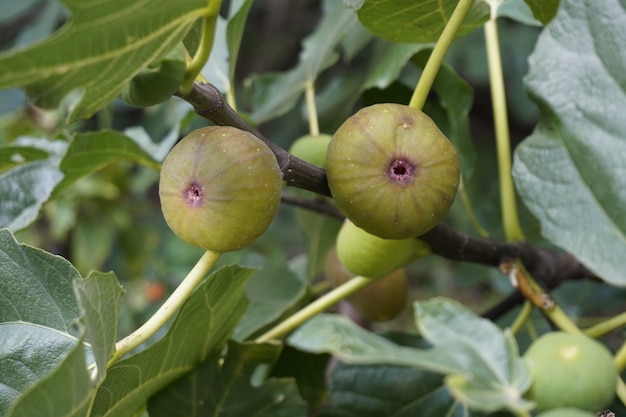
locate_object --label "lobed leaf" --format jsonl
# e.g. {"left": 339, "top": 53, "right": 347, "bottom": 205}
{"left": 0, "top": 139, "right": 67, "bottom": 231}
{"left": 523, "top": 0, "right": 559, "bottom": 24}
{"left": 54, "top": 130, "right": 160, "bottom": 195}
{"left": 354, "top": 0, "right": 489, "bottom": 43}
{"left": 90, "top": 265, "right": 254, "bottom": 417}
{"left": 74, "top": 271, "right": 125, "bottom": 385}
{"left": 3, "top": 325, "right": 92, "bottom": 417}
{"left": 0, "top": 228, "right": 82, "bottom": 333}
{"left": 148, "top": 341, "right": 307, "bottom": 417}
{"left": 513, "top": 0, "right": 626, "bottom": 285}
{"left": 0, "top": 0, "right": 207, "bottom": 122}
{"left": 288, "top": 298, "right": 532, "bottom": 414}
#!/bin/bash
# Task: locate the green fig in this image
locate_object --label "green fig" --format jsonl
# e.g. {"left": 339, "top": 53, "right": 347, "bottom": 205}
{"left": 159, "top": 126, "right": 283, "bottom": 252}
{"left": 288, "top": 133, "right": 332, "bottom": 168}
{"left": 336, "top": 219, "right": 430, "bottom": 279}
{"left": 326, "top": 103, "right": 460, "bottom": 239}
{"left": 121, "top": 43, "right": 187, "bottom": 107}
{"left": 324, "top": 246, "right": 407, "bottom": 322}
{"left": 536, "top": 409, "right": 596, "bottom": 417}
{"left": 524, "top": 331, "right": 617, "bottom": 412}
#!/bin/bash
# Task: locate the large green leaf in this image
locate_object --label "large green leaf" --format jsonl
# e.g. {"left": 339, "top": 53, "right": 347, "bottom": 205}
{"left": 54, "top": 130, "right": 160, "bottom": 194}
{"left": 148, "top": 341, "right": 307, "bottom": 417}
{"left": 3, "top": 325, "right": 92, "bottom": 417}
{"left": 354, "top": 0, "right": 490, "bottom": 43}
{"left": 90, "top": 265, "right": 254, "bottom": 417}
{"left": 0, "top": 0, "right": 207, "bottom": 122}
{"left": 0, "top": 139, "right": 66, "bottom": 231}
{"left": 513, "top": 0, "right": 626, "bottom": 286}
{"left": 321, "top": 361, "right": 462, "bottom": 417}
{"left": 0, "top": 228, "right": 82, "bottom": 333}
{"left": 74, "top": 271, "right": 125, "bottom": 385}
{"left": 234, "top": 254, "right": 308, "bottom": 340}
{"left": 288, "top": 298, "right": 532, "bottom": 414}
{"left": 523, "top": 0, "right": 559, "bottom": 24}
{"left": 0, "top": 229, "right": 96, "bottom": 416}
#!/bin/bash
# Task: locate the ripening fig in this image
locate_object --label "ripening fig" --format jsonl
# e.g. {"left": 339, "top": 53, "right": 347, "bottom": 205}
{"left": 288, "top": 133, "right": 332, "bottom": 168}
{"left": 324, "top": 246, "right": 407, "bottom": 322}
{"left": 326, "top": 103, "right": 460, "bottom": 239}
{"left": 159, "top": 126, "right": 283, "bottom": 253}
{"left": 336, "top": 219, "right": 430, "bottom": 279}
{"left": 524, "top": 331, "right": 617, "bottom": 412}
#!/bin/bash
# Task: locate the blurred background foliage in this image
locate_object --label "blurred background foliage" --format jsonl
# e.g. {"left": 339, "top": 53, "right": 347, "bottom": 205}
{"left": 1, "top": 0, "right": 624, "bottom": 352}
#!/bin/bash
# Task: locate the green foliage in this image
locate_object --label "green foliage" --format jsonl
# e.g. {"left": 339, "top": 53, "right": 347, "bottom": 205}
{"left": 512, "top": 0, "right": 626, "bottom": 285}
{"left": 0, "top": 0, "right": 625, "bottom": 416}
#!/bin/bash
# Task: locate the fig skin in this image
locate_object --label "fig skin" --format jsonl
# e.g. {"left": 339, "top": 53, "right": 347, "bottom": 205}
{"left": 336, "top": 219, "right": 430, "bottom": 279}
{"left": 288, "top": 134, "right": 332, "bottom": 168}
{"left": 324, "top": 246, "right": 407, "bottom": 322}
{"left": 326, "top": 103, "right": 460, "bottom": 239}
{"left": 524, "top": 331, "right": 617, "bottom": 412}
{"left": 159, "top": 126, "right": 283, "bottom": 253}
{"left": 536, "top": 409, "right": 595, "bottom": 417}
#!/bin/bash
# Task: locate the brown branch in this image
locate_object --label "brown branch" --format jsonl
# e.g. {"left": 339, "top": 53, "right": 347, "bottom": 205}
{"left": 176, "top": 81, "right": 597, "bottom": 292}
{"left": 175, "top": 82, "right": 331, "bottom": 196}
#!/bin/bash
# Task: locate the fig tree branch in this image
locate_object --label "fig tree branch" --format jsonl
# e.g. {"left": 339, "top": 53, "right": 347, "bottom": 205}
{"left": 176, "top": 81, "right": 596, "bottom": 290}
{"left": 175, "top": 82, "right": 331, "bottom": 196}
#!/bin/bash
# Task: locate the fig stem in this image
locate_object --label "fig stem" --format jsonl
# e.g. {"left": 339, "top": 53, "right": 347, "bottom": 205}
{"left": 611, "top": 336, "right": 626, "bottom": 373}
{"left": 584, "top": 311, "right": 626, "bottom": 340}
{"left": 484, "top": 15, "right": 525, "bottom": 242}
{"left": 616, "top": 378, "right": 626, "bottom": 408}
{"left": 254, "top": 275, "right": 376, "bottom": 343}
{"left": 459, "top": 179, "right": 490, "bottom": 238}
{"left": 408, "top": 0, "right": 473, "bottom": 110}
{"left": 179, "top": 0, "right": 222, "bottom": 95}
{"left": 304, "top": 79, "right": 320, "bottom": 137}
{"left": 109, "top": 250, "right": 221, "bottom": 365}
{"left": 508, "top": 300, "right": 532, "bottom": 336}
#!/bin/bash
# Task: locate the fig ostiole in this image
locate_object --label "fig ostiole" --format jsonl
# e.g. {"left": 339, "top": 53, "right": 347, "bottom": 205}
{"left": 159, "top": 126, "right": 283, "bottom": 253}
{"left": 336, "top": 219, "right": 430, "bottom": 279}
{"left": 326, "top": 103, "right": 460, "bottom": 239}
{"left": 324, "top": 246, "right": 407, "bottom": 322}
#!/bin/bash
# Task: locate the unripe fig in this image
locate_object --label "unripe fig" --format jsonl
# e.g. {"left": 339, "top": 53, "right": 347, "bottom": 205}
{"left": 159, "top": 126, "right": 283, "bottom": 252}
{"left": 336, "top": 219, "right": 430, "bottom": 279}
{"left": 288, "top": 134, "right": 332, "bottom": 168}
{"left": 324, "top": 246, "right": 407, "bottom": 322}
{"left": 121, "top": 43, "right": 186, "bottom": 107}
{"left": 524, "top": 331, "right": 617, "bottom": 412}
{"left": 326, "top": 103, "right": 460, "bottom": 239}
{"left": 536, "top": 409, "right": 596, "bottom": 417}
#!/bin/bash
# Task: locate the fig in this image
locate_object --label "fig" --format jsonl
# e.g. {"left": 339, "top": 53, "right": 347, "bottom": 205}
{"left": 324, "top": 246, "right": 407, "bottom": 322}
{"left": 336, "top": 219, "right": 430, "bottom": 279}
{"left": 121, "top": 43, "right": 187, "bottom": 107}
{"left": 159, "top": 126, "right": 283, "bottom": 252}
{"left": 326, "top": 103, "right": 460, "bottom": 239}
{"left": 524, "top": 331, "right": 617, "bottom": 412}
{"left": 536, "top": 409, "right": 596, "bottom": 417}
{"left": 288, "top": 133, "right": 332, "bottom": 168}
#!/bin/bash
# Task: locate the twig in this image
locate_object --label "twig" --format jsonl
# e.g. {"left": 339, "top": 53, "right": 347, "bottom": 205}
{"left": 175, "top": 82, "right": 331, "bottom": 196}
